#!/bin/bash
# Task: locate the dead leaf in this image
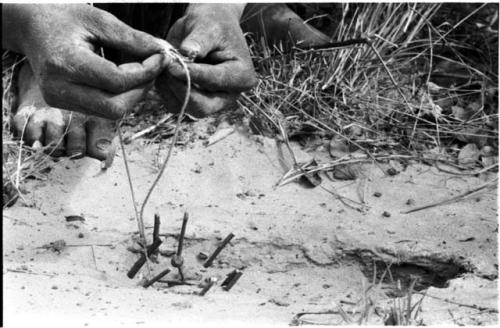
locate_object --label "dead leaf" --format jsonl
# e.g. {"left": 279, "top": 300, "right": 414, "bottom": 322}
{"left": 329, "top": 136, "right": 350, "bottom": 158}
{"left": 451, "top": 106, "right": 469, "bottom": 121}
{"left": 426, "top": 81, "right": 442, "bottom": 93}
{"left": 481, "top": 156, "right": 497, "bottom": 167}
{"left": 458, "top": 143, "right": 480, "bottom": 167}
{"left": 389, "top": 160, "right": 404, "bottom": 172}
{"left": 300, "top": 171, "right": 322, "bottom": 188}
{"left": 455, "top": 127, "right": 490, "bottom": 148}
{"left": 299, "top": 159, "right": 322, "bottom": 188}
{"left": 331, "top": 165, "right": 358, "bottom": 180}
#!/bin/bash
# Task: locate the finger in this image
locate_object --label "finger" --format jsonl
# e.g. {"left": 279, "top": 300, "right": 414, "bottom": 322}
{"left": 165, "top": 17, "right": 185, "bottom": 49}
{"left": 66, "top": 112, "right": 87, "bottom": 158}
{"left": 12, "top": 105, "right": 38, "bottom": 142}
{"left": 162, "top": 75, "right": 238, "bottom": 117}
{"left": 62, "top": 50, "right": 167, "bottom": 94}
{"left": 41, "top": 80, "right": 153, "bottom": 120}
{"left": 43, "top": 108, "right": 66, "bottom": 157}
{"left": 90, "top": 8, "right": 166, "bottom": 58}
{"left": 178, "top": 26, "right": 216, "bottom": 59}
{"left": 167, "top": 60, "right": 257, "bottom": 93}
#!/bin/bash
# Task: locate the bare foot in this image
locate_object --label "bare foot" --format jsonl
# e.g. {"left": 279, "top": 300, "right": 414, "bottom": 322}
{"left": 12, "top": 61, "right": 117, "bottom": 160}
{"left": 241, "top": 4, "right": 330, "bottom": 49}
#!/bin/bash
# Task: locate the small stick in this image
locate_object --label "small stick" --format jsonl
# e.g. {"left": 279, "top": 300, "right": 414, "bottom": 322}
{"left": 158, "top": 279, "right": 196, "bottom": 287}
{"left": 198, "top": 278, "right": 217, "bottom": 296}
{"left": 221, "top": 270, "right": 243, "bottom": 291}
{"left": 153, "top": 213, "right": 161, "bottom": 242}
{"left": 123, "top": 114, "right": 174, "bottom": 144}
{"left": 127, "top": 238, "right": 163, "bottom": 279}
{"left": 143, "top": 268, "right": 171, "bottom": 288}
{"left": 177, "top": 212, "right": 189, "bottom": 256}
{"left": 65, "top": 244, "right": 114, "bottom": 248}
{"left": 203, "top": 233, "right": 234, "bottom": 268}
{"left": 402, "top": 178, "right": 497, "bottom": 214}
{"left": 91, "top": 245, "right": 98, "bottom": 270}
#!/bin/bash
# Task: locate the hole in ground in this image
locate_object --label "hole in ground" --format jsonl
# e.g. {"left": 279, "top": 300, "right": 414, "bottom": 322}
{"left": 348, "top": 250, "right": 472, "bottom": 297}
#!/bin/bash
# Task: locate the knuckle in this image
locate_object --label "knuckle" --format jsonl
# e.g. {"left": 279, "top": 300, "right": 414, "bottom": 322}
{"left": 102, "top": 99, "right": 127, "bottom": 120}
{"left": 110, "top": 76, "right": 129, "bottom": 93}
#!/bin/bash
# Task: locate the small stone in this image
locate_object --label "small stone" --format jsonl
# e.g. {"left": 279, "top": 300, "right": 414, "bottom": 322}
{"left": 382, "top": 211, "right": 391, "bottom": 218}
{"left": 197, "top": 252, "right": 208, "bottom": 260}
{"left": 51, "top": 285, "right": 58, "bottom": 290}
{"left": 386, "top": 168, "right": 398, "bottom": 176}
{"left": 78, "top": 232, "right": 84, "bottom": 238}
{"left": 373, "top": 192, "right": 382, "bottom": 197}
{"left": 406, "top": 199, "right": 415, "bottom": 206}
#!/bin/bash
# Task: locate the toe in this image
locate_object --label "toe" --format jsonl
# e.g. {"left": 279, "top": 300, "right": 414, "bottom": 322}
{"left": 86, "top": 116, "right": 118, "bottom": 160}
{"left": 12, "top": 105, "right": 41, "bottom": 145}
{"left": 66, "top": 112, "right": 87, "bottom": 158}
{"left": 42, "top": 108, "right": 66, "bottom": 157}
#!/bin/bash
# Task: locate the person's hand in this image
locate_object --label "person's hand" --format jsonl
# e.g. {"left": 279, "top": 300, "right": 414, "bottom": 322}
{"left": 155, "top": 4, "right": 257, "bottom": 117}
{"left": 2, "top": 4, "right": 170, "bottom": 120}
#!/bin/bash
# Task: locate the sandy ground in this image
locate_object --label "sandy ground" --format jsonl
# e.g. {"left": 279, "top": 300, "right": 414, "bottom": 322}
{"left": 3, "top": 119, "right": 498, "bottom": 326}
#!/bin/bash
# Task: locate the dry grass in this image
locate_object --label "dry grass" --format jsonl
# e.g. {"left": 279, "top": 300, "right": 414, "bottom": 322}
{"left": 3, "top": 4, "right": 498, "bottom": 206}
{"left": 290, "top": 265, "right": 426, "bottom": 325}
{"left": 239, "top": 3, "right": 498, "bottom": 180}
{"left": 2, "top": 52, "right": 64, "bottom": 208}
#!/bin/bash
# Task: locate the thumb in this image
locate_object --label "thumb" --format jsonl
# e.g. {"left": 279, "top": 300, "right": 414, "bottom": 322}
{"left": 179, "top": 28, "right": 214, "bottom": 59}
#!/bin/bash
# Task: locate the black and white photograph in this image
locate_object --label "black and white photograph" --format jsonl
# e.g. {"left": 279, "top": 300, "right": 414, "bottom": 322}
{"left": 2, "top": 2, "right": 498, "bottom": 326}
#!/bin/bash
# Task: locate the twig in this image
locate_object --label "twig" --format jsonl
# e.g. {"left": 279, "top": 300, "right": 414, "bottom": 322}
{"left": 153, "top": 213, "right": 161, "bottom": 242}
{"left": 117, "top": 127, "right": 150, "bottom": 275}
{"left": 143, "top": 268, "right": 171, "bottom": 288}
{"left": 203, "top": 233, "right": 235, "bottom": 268}
{"left": 127, "top": 238, "right": 163, "bottom": 279}
{"left": 419, "top": 292, "right": 498, "bottom": 313}
{"left": 434, "top": 162, "right": 498, "bottom": 176}
{"left": 91, "top": 245, "right": 97, "bottom": 270}
{"left": 402, "top": 177, "right": 498, "bottom": 214}
{"left": 123, "top": 113, "right": 173, "bottom": 144}
{"left": 6, "top": 268, "right": 55, "bottom": 277}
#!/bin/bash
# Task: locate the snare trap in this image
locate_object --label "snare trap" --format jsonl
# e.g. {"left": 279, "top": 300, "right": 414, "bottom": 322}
{"left": 110, "top": 41, "right": 242, "bottom": 293}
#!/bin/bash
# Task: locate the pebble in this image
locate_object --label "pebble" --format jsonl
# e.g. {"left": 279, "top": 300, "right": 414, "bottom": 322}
{"left": 382, "top": 211, "right": 391, "bottom": 218}
{"left": 387, "top": 168, "right": 399, "bottom": 176}
{"left": 373, "top": 192, "right": 382, "bottom": 197}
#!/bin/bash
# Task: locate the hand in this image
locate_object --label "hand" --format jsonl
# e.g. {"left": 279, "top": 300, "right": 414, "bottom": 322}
{"left": 155, "top": 4, "right": 257, "bottom": 117}
{"left": 2, "top": 4, "right": 170, "bottom": 120}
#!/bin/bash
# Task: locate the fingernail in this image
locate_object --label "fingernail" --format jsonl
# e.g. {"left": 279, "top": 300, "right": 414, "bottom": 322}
{"left": 181, "top": 41, "right": 200, "bottom": 59}
{"left": 95, "top": 138, "right": 112, "bottom": 152}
